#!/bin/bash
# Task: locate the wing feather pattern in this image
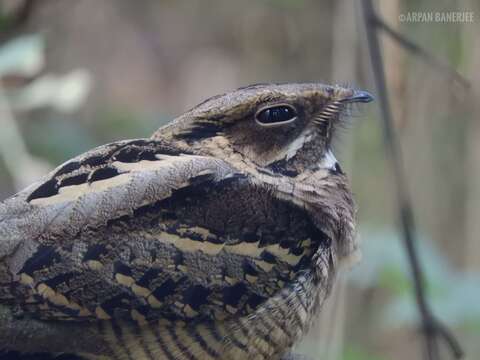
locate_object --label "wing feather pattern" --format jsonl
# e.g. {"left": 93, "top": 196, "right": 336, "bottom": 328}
{"left": 0, "top": 138, "right": 328, "bottom": 326}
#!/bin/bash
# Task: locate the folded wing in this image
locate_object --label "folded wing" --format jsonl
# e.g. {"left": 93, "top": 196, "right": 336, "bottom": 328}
{"left": 0, "top": 139, "right": 327, "bottom": 324}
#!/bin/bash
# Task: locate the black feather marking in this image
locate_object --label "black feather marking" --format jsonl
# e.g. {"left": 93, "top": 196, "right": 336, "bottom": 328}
{"left": 183, "top": 285, "right": 211, "bottom": 310}
{"left": 91, "top": 140, "right": 159, "bottom": 166}
{"left": 174, "top": 123, "right": 223, "bottom": 141}
{"left": 258, "top": 232, "right": 279, "bottom": 248}
{"left": 132, "top": 202, "right": 162, "bottom": 218}
{"left": 187, "top": 173, "right": 216, "bottom": 187}
{"left": 113, "top": 167, "right": 235, "bottom": 221}
{"left": 135, "top": 305, "right": 151, "bottom": 317}
{"left": 113, "top": 261, "right": 132, "bottom": 276}
{"left": 136, "top": 268, "right": 162, "bottom": 288}
{"left": 222, "top": 282, "right": 247, "bottom": 307}
{"left": 43, "top": 272, "right": 76, "bottom": 288}
{"left": 247, "top": 293, "right": 267, "bottom": 310}
{"left": 280, "top": 239, "right": 295, "bottom": 249}
{"left": 27, "top": 179, "right": 59, "bottom": 202}
{"left": 60, "top": 173, "right": 89, "bottom": 187}
{"left": 290, "top": 246, "right": 304, "bottom": 256}
{"left": 151, "top": 278, "right": 177, "bottom": 301}
{"left": 114, "top": 146, "right": 159, "bottom": 163}
{"left": 137, "top": 150, "right": 159, "bottom": 161}
{"left": 161, "top": 211, "right": 177, "bottom": 221}
{"left": 19, "top": 246, "right": 61, "bottom": 275}
{"left": 260, "top": 250, "right": 277, "bottom": 264}
{"left": 241, "top": 232, "right": 258, "bottom": 243}
{"left": 330, "top": 162, "right": 344, "bottom": 175}
{"left": 89, "top": 167, "right": 120, "bottom": 183}
{"left": 242, "top": 260, "right": 259, "bottom": 276}
{"left": 54, "top": 161, "right": 81, "bottom": 177}
{"left": 267, "top": 159, "right": 299, "bottom": 177}
{"left": 82, "top": 244, "right": 107, "bottom": 262}
{"left": 160, "top": 172, "right": 246, "bottom": 210}
{"left": 82, "top": 154, "right": 107, "bottom": 167}
{"left": 113, "top": 147, "right": 139, "bottom": 163}
{"left": 100, "top": 293, "right": 132, "bottom": 315}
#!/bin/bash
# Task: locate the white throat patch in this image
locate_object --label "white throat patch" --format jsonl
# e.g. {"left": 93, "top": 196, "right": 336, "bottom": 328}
{"left": 319, "top": 150, "right": 338, "bottom": 170}
{"left": 285, "top": 131, "right": 313, "bottom": 161}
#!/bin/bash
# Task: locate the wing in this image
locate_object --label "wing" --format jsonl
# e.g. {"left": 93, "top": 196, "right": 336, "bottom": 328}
{"left": 0, "top": 138, "right": 327, "bottom": 324}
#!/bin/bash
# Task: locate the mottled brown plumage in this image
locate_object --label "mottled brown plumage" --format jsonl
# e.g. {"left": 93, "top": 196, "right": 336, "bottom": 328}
{"left": 0, "top": 83, "right": 372, "bottom": 359}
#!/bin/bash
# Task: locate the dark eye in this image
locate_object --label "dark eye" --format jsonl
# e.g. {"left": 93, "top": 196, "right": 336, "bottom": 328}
{"left": 255, "top": 105, "right": 297, "bottom": 126}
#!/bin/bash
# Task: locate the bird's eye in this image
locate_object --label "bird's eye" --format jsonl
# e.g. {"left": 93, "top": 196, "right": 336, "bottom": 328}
{"left": 255, "top": 105, "right": 297, "bottom": 127}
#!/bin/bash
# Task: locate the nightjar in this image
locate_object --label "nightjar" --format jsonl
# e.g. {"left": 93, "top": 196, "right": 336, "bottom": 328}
{"left": 0, "top": 83, "right": 372, "bottom": 360}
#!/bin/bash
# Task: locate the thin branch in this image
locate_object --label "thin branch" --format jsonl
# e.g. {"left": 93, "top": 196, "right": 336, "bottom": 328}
{"left": 360, "top": 0, "right": 464, "bottom": 359}
{"left": 373, "top": 16, "right": 470, "bottom": 89}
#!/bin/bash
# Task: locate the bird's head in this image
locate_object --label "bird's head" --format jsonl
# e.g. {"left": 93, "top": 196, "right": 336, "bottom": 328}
{"left": 153, "top": 83, "right": 373, "bottom": 176}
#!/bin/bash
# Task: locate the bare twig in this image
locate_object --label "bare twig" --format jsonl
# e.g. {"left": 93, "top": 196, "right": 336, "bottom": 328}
{"left": 373, "top": 16, "right": 470, "bottom": 89}
{"left": 360, "top": 0, "right": 464, "bottom": 359}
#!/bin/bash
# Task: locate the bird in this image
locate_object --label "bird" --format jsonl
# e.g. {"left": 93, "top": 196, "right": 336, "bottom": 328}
{"left": 0, "top": 83, "right": 373, "bottom": 360}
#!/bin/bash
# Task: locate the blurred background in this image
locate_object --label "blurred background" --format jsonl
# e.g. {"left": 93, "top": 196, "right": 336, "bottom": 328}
{"left": 0, "top": 0, "right": 478, "bottom": 359}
